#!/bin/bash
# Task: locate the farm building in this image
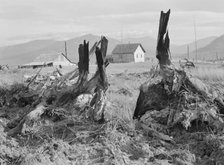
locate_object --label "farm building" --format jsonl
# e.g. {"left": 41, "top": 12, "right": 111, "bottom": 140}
{"left": 20, "top": 53, "right": 74, "bottom": 69}
{"left": 110, "top": 43, "right": 145, "bottom": 63}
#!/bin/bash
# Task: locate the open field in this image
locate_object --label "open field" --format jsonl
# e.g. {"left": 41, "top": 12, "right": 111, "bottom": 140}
{"left": 1, "top": 61, "right": 224, "bottom": 122}
{"left": 1, "top": 61, "right": 224, "bottom": 165}
{"left": 2, "top": 61, "right": 224, "bottom": 83}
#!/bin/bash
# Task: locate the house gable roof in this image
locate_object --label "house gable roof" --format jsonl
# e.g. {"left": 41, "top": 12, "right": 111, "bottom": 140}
{"left": 112, "top": 43, "right": 145, "bottom": 54}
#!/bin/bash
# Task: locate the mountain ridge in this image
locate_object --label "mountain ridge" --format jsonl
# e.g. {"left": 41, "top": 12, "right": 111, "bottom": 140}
{"left": 0, "top": 33, "right": 220, "bottom": 65}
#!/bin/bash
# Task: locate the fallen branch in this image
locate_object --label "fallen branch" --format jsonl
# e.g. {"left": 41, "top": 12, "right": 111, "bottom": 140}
{"left": 26, "top": 67, "right": 43, "bottom": 88}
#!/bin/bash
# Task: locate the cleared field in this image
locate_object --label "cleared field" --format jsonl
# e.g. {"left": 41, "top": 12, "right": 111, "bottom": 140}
{"left": 191, "top": 66, "right": 224, "bottom": 81}
{"left": 1, "top": 61, "right": 223, "bottom": 120}
{"left": 1, "top": 60, "right": 224, "bottom": 165}
{"left": 2, "top": 61, "right": 223, "bottom": 81}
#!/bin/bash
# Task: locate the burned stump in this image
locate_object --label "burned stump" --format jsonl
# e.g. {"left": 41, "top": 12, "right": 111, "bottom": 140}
{"left": 133, "top": 10, "right": 224, "bottom": 131}
{"left": 7, "top": 36, "right": 110, "bottom": 137}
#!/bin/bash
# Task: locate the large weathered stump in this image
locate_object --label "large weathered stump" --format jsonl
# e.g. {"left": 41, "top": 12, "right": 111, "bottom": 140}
{"left": 133, "top": 10, "right": 224, "bottom": 131}
{"left": 134, "top": 9, "right": 172, "bottom": 119}
{"left": 7, "top": 36, "right": 110, "bottom": 136}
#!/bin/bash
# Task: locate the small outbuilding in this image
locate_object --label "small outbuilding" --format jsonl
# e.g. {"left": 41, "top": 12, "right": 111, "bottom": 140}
{"left": 110, "top": 43, "right": 145, "bottom": 63}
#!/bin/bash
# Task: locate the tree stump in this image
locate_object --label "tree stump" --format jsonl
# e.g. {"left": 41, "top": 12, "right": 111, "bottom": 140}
{"left": 133, "top": 10, "right": 224, "bottom": 131}
{"left": 7, "top": 36, "right": 110, "bottom": 136}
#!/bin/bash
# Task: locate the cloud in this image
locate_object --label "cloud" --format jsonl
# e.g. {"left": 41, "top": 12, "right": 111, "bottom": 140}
{"left": 0, "top": 0, "right": 223, "bottom": 45}
{"left": 69, "top": 11, "right": 224, "bottom": 43}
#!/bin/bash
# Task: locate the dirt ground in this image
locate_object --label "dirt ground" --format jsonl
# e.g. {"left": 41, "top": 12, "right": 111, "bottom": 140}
{"left": 1, "top": 62, "right": 224, "bottom": 165}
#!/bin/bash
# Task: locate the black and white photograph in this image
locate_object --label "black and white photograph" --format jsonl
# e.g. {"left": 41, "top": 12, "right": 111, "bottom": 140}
{"left": 0, "top": 0, "right": 224, "bottom": 164}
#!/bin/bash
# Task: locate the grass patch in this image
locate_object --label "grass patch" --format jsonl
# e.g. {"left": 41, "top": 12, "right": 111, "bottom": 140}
{"left": 191, "top": 67, "right": 224, "bottom": 82}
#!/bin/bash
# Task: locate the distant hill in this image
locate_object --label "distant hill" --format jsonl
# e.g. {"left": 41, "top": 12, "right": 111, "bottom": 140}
{"left": 0, "top": 34, "right": 120, "bottom": 65}
{"left": 171, "top": 36, "right": 217, "bottom": 58}
{"left": 0, "top": 33, "right": 220, "bottom": 66}
{"left": 0, "top": 40, "right": 57, "bottom": 65}
{"left": 0, "top": 34, "right": 159, "bottom": 66}
{"left": 122, "top": 36, "right": 217, "bottom": 59}
{"left": 195, "top": 34, "right": 224, "bottom": 60}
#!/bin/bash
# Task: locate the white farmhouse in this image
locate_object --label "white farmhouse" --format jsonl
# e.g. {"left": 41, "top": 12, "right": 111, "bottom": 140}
{"left": 111, "top": 43, "right": 145, "bottom": 63}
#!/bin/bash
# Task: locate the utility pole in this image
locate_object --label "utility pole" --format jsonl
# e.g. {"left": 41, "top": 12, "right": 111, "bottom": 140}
{"left": 194, "top": 21, "right": 198, "bottom": 63}
{"left": 120, "top": 25, "right": 124, "bottom": 43}
{"left": 64, "top": 41, "right": 67, "bottom": 58}
{"left": 121, "top": 29, "right": 123, "bottom": 43}
{"left": 187, "top": 45, "right": 190, "bottom": 59}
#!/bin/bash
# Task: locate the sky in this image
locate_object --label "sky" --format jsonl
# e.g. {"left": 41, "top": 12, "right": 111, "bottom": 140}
{"left": 0, "top": 0, "right": 224, "bottom": 46}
